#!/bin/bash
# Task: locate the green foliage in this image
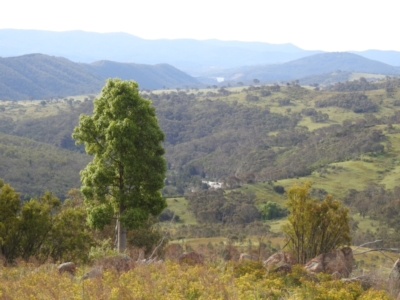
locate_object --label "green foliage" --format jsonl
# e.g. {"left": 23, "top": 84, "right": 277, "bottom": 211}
{"left": 73, "top": 79, "right": 167, "bottom": 251}
{"left": 315, "top": 92, "right": 378, "bottom": 113}
{"left": 158, "top": 208, "right": 180, "bottom": 222}
{"left": 0, "top": 181, "right": 95, "bottom": 264}
{"left": 262, "top": 201, "right": 287, "bottom": 220}
{"left": 18, "top": 192, "right": 61, "bottom": 261}
{"left": 0, "top": 180, "right": 21, "bottom": 262}
{"left": 127, "top": 219, "right": 168, "bottom": 256}
{"left": 282, "top": 182, "right": 351, "bottom": 264}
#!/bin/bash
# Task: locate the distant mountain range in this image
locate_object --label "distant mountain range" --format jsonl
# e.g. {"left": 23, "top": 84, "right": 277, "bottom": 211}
{"left": 2, "top": 52, "right": 400, "bottom": 100}
{"left": 2, "top": 29, "right": 400, "bottom": 76}
{"left": 0, "top": 29, "right": 321, "bottom": 74}
{"left": 0, "top": 54, "right": 199, "bottom": 100}
{"left": 210, "top": 52, "right": 400, "bottom": 84}
{"left": 2, "top": 29, "right": 400, "bottom": 99}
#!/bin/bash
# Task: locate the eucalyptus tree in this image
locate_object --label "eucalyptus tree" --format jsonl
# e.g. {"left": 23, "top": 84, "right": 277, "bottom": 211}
{"left": 73, "top": 79, "right": 166, "bottom": 252}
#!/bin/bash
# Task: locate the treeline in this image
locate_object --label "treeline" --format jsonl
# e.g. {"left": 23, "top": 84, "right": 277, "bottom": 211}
{"left": 327, "top": 77, "right": 400, "bottom": 94}
{"left": 315, "top": 92, "right": 378, "bottom": 113}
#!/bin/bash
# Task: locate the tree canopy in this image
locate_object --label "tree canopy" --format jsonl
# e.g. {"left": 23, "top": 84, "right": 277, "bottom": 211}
{"left": 72, "top": 78, "right": 166, "bottom": 252}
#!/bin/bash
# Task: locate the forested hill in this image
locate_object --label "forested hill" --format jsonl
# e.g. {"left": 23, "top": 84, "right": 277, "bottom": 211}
{"left": 0, "top": 54, "right": 103, "bottom": 100}
{"left": 0, "top": 54, "right": 200, "bottom": 100}
{"left": 85, "top": 61, "right": 199, "bottom": 90}
{"left": 213, "top": 52, "right": 400, "bottom": 83}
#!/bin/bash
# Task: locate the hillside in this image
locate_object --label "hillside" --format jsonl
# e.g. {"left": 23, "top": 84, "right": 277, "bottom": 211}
{"left": 0, "top": 54, "right": 200, "bottom": 100}
{"left": 212, "top": 52, "right": 400, "bottom": 84}
{"left": 0, "top": 132, "right": 90, "bottom": 199}
{"left": 0, "top": 54, "right": 103, "bottom": 100}
{"left": 85, "top": 61, "right": 199, "bottom": 90}
{"left": 2, "top": 77, "right": 400, "bottom": 200}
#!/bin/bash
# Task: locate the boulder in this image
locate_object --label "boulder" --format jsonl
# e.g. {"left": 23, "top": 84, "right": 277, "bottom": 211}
{"left": 82, "top": 266, "right": 103, "bottom": 281}
{"left": 57, "top": 262, "right": 76, "bottom": 275}
{"left": 179, "top": 251, "right": 205, "bottom": 265}
{"left": 304, "top": 247, "right": 354, "bottom": 278}
{"left": 97, "top": 254, "right": 134, "bottom": 274}
{"left": 263, "top": 252, "right": 297, "bottom": 268}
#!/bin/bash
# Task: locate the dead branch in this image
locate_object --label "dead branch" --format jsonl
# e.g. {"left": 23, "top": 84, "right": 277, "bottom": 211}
{"left": 147, "top": 213, "right": 175, "bottom": 261}
{"left": 353, "top": 248, "right": 399, "bottom": 263}
{"left": 353, "top": 240, "right": 383, "bottom": 252}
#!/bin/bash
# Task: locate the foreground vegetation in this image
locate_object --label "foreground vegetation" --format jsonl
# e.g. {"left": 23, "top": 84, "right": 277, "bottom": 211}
{"left": 0, "top": 261, "right": 393, "bottom": 299}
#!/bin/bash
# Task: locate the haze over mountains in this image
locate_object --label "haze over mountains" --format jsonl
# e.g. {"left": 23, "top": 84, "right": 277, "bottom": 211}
{"left": 0, "top": 29, "right": 322, "bottom": 74}
{"left": 2, "top": 29, "right": 400, "bottom": 99}
{"left": 2, "top": 29, "right": 400, "bottom": 73}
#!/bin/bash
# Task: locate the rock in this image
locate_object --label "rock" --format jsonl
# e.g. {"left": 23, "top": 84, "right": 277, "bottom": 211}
{"left": 304, "top": 247, "right": 354, "bottom": 278}
{"left": 239, "top": 253, "right": 257, "bottom": 262}
{"left": 57, "top": 262, "right": 76, "bottom": 275}
{"left": 263, "top": 252, "right": 297, "bottom": 268}
{"left": 98, "top": 255, "right": 134, "bottom": 274}
{"left": 81, "top": 266, "right": 103, "bottom": 280}
{"left": 178, "top": 251, "right": 205, "bottom": 265}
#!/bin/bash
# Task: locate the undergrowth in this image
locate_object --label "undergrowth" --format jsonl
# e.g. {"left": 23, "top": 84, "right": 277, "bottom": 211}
{"left": 0, "top": 261, "right": 393, "bottom": 299}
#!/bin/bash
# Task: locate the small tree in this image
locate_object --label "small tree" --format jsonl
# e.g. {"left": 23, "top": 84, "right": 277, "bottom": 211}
{"left": 73, "top": 79, "right": 166, "bottom": 252}
{"left": 282, "top": 182, "right": 350, "bottom": 264}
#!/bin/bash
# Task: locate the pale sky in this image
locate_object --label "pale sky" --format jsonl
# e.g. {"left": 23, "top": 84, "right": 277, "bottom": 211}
{"left": 1, "top": 0, "right": 399, "bottom": 51}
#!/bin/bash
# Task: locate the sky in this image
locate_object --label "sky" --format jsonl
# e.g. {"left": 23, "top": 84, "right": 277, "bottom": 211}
{"left": 1, "top": 0, "right": 399, "bottom": 52}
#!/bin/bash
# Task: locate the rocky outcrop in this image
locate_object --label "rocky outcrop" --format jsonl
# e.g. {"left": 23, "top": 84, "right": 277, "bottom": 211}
{"left": 304, "top": 247, "right": 354, "bottom": 278}
{"left": 179, "top": 251, "right": 205, "bottom": 265}
{"left": 263, "top": 252, "right": 297, "bottom": 267}
{"left": 57, "top": 262, "right": 76, "bottom": 275}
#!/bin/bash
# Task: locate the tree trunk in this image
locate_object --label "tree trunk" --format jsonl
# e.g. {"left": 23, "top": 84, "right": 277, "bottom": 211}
{"left": 117, "top": 205, "right": 127, "bottom": 252}
{"left": 117, "top": 218, "right": 127, "bottom": 253}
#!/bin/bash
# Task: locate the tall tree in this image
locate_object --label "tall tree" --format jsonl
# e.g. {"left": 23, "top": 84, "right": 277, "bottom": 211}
{"left": 73, "top": 79, "right": 166, "bottom": 252}
{"left": 282, "top": 182, "right": 351, "bottom": 264}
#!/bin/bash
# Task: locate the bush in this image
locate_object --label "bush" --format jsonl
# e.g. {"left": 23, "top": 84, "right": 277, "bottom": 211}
{"left": 273, "top": 185, "right": 285, "bottom": 194}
